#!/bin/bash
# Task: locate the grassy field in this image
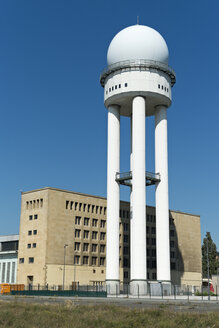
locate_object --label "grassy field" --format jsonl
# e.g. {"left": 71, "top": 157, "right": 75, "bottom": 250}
{"left": 0, "top": 300, "right": 219, "bottom": 328}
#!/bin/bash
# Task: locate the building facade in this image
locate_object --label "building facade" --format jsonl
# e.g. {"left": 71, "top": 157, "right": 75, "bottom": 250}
{"left": 17, "top": 187, "right": 202, "bottom": 287}
{"left": 0, "top": 234, "right": 19, "bottom": 284}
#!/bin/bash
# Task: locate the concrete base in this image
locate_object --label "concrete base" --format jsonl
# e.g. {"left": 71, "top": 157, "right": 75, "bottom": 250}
{"left": 130, "top": 280, "right": 147, "bottom": 296}
{"left": 106, "top": 280, "right": 120, "bottom": 296}
{"left": 149, "top": 281, "right": 171, "bottom": 296}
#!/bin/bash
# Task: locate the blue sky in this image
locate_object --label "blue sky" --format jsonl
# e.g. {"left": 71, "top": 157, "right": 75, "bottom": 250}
{"left": 0, "top": 0, "right": 219, "bottom": 248}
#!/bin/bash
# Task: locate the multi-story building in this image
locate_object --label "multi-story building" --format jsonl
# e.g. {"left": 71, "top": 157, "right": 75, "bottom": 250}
{"left": 17, "top": 187, "right": 202, "bottom": 287}
{"left": 0, "top": 234, "right": 19, "bottom": 284}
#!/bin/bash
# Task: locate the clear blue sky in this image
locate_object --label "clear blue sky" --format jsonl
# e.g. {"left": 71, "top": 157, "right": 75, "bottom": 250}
{"left": 0, "top": 0, "right": 219, "bottom": 249}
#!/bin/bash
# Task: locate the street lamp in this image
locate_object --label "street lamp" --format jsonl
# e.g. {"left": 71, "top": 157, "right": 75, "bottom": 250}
{"left": 63, "top": 244, "right": 68, "bottom": 290}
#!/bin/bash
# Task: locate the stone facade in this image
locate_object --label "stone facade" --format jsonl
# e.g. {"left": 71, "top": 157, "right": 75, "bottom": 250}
{"left": 17, "top": 187, "right": 202, "bottom": 287}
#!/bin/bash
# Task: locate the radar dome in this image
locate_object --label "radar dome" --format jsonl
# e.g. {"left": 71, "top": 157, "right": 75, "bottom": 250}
{"left": 107, "top": 25, "right": 169, "bottom": 66}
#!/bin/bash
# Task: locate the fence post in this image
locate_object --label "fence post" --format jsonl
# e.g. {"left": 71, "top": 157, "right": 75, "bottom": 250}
{"left": 138, "top": 284, "right": 139, "bottom": 299}
{"left": 174, "top": 285, "right": 176, "bottom": 300}
{"left": 188, "top": 286, "right": 189, "bottom": 301}
{"left": 217, "top": 285, "right": 218, "bottom": 301}
{"left": 161, "top": 283, "right": 163, "bottom": 299}
{"left": 149, "top": 283, "right": 151, "bottom": 299}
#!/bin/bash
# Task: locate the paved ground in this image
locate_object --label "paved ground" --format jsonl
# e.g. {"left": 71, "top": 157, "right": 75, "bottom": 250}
{"left": 1, "top": 295, "right": 219, "bottom": 313}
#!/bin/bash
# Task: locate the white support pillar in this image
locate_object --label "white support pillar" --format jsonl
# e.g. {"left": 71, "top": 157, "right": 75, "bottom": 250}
{"left": 155, "top": 106, "right": 171, "bottom": 284}
{"left": 106, "top": 105, "right": 120, "bottom": 295}
{"left": 130, "top": 96, "right": 147, "bottom": 295}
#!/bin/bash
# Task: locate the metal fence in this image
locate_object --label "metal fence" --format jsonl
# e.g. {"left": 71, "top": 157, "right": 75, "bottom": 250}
{"left": 9, "top": 283, "right": 219, "bottom": 300}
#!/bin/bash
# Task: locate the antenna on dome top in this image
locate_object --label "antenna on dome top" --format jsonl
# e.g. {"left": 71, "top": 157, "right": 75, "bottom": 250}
{"left": 137, "top": 16, "right": 139, "bottom": 25}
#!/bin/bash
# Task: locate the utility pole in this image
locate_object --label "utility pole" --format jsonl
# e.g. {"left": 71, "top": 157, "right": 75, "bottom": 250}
{"left": 63, "top": 244, "right": 68, "bottom": 290}
{"left": 207, "top": 232, "right": 210, "bottom": 301}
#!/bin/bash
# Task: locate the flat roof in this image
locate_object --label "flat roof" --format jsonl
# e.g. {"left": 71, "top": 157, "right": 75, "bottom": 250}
{"left": 21, "top": 187, "right": 200, "bottom": 218}
{"left": 0, "top": 234, "right": 19, "bottom": 242}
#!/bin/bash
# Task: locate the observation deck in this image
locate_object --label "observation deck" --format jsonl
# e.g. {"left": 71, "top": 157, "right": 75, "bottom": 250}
{"left": 115, "top": 171, "right": 161, "bottom": 187}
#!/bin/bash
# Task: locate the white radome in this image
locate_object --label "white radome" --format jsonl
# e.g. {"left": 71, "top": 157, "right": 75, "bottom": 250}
{"left": 107, "top": 25, "right": 169, "bottom": 66}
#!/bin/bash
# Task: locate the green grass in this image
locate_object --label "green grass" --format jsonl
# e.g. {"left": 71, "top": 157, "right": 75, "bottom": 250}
{"left": 0, "top": 301, "right": 219, "bottom": 328}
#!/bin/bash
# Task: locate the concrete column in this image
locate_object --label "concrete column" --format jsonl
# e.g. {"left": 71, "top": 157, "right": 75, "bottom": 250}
{"left": 130, "top": 96, "right": 147, "bottom": 295}
{"left": 155, "top": 106, "right": 171, "bottom": 283}
{"left": 106, "top": 105, "right": 120, "bottom": 295}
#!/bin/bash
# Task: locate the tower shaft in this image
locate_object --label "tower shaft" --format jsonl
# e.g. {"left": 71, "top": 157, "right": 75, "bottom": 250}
{"left": 106, "top": 105, "right": 120, "bottom": 294}
{"left": 155, "top": 106, "right": 171, "bottom": 282}
{"left": 130, "top": 96, "right": 147, "bottom": 295}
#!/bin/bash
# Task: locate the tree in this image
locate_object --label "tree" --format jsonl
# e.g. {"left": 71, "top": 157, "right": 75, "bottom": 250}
{"left": 202, "top": 232, "right": 218, "bottom": 278}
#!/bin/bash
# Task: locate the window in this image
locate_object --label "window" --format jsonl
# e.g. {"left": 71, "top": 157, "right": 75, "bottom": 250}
{"left": 75, "top": 229, "right": 81, "bottom": 238}
{"left": 74, "top": 255, "right": 80, "bottom": 265}
{"left": 100, "top": 245, "right": 105, "bottom": 253}
{"left": 96, "top": 206, "right": 99, "bottom": 214}
{"left": 104, "top": 207, "right": 106, "bottom": 215}
{"left": 92, "top": 257, "right": 97, "bottom": 265}
{"left": 88, "top": 204, "right": 91, "bottom": 213}
{"left": 147, "top": 249, "right": 150, "bottom": 257}
{"left": 83, "top": 204, "right": 86, "bottom": 212}
{"left": 100, "top": 232, "right": 105, "bottom": 240}
{"left": 152, "top": 238, "right": 156, "bottom": 246}
{"left": 115, "top": 85, "right": 117, "bottom": 90}
{"left": 151, "top": 227, "right": 156, "bottom": 234}
{"left": 33, "top": 243, "right": 36, "bottom": 248}
{"left": 83, "top": 256, "right": 89, "bottom": 265}
{"left": 84, "top": 230, "right": 89, "bottom": 239}
{"left": 147, "top": 272, "right": 150, "bottom": 280}
{"left": 122, "top": 210, "right": 125, "bottom": 218}
{"left": 66, "top": 200, "right": 69, "bottom": 209}
{"left": 28, "top": 230, "right": 32, "bottom": 236}
{"left": 162, "top": 85, "right": 163, "bottom": 90}
{"left": 152, "top": 260, "right": 156, "bottom": 269}
{"left": 119, "top": 84, "right": 121, "bottom": 88}
{"left": 40, "top": 199, "right": 43, "bottom": 207}
{"left": 170, "top": 240, "right": 175, "bottom": 248}
{"left": 167, "top": 88, "right": 169, "bottom": 92}
{"left": 79, "top": 203, "right": 82, "bottom": 211}
{"left": 33, "top": 230, "right": 37, "bottom": 235}
{"left": 123, "top": 258, "right": 129, "bottom": 267}
{"left": 29, "top": 215, "right": 33, "bottom": 220}
{"left": 75, "top": 216, "right": 81, "bottom": 225}
{"left": 171, "top": 251, "right": 175, "bottom": 259}
{"left": 158, "top": 84, "right": 160, "bottom": 89}
{"left": 34, "top": 214, "right": 38, "bottom": 220}
{"left": 19, "top": 258, "right": 24, "bottom": 264}
{"left": 112, "top": 86, "right": 114, "bottom": 91}
{"left": 164, "top": 87, "right": 166, "bottom": 91}
{"left": 124, "top": 223, "right": 129, "bottom": 231}
{"left": 92, "top": 244, "right": 97, "bottom": 252}
{"left": 29, "top": 257, "right": 34, "bottom": 263}
{"left": 125, "top": 83, "right": 128, "bottom": 87}
{"left": 170, "top": 230, "right": 175, "bottom": 237}
{"left": 147, "top": 260, "right": 150, "bottom": 268}
{"left": 11, "top": 262, "right": 15, "bottom": 284}
{"left": 124, "top": 235, "right": 128, "bottom": 243}
{"left": 152, "top": 272, "right": 157, "bottom": 280}
{"left": 84, "top": 217, "right": 90, "bottom": 226}
{"left": 74, "top": 242, "right": 80, "bottom": 251}
{"left": 171, "top": 262, "right": 176, "bottom": 270}
{"left": 92, "top": 205, "right": 95, "bottom": 213}
{"left": 75, "top": 202, "right": 78, "bottom": 211}
{"left": 100, "top": 257, "right": 105, "bottom": 266}
{"left": 92, "top": 231, "right": 98, "bottom": 240}
{"left": 146, "top": 226, "right": 149, "bottom": 234}
{"left": 123, "top": 246, "right": 129, "bottom": 255}
{"left": 124, "top": 271, "right": 128, "bottom": 279}
{"left": 27, "top": 244, "right": 31, "bottom": 248}
{"left": 147, "top": 238, "right": 150, "bottom": 245}
{"left": 106, "top": 90, "right": 108, "bottom": 95}
{"left": 70, "top": 201, "right": 74, "bottom": 210}
{"left": 152, "top": 249, "right": 156, "bottom": 257}
{"left": 100, "top": 220, "right": 105, "bottom": 228}
{"left": 92, "top": 219, "right": 98, "bottom": 227}
{"left": 83, "top": 243, "right": 89, "bottom": 251}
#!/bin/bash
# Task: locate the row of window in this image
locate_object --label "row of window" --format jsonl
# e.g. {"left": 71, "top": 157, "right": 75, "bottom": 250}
{"left": 74, "top": 242, "right": 105, "bottom": 253}
{"left": 27, "top": 243, "right": 37, "bottom": 249}
{"left": 158, "top": 84, "right": 169, "bottom": 92}
{"left": 28, "top": 230, "right": 37, "bottom": 236}
{"left": 19, "top": 257, "right": 34, "bottom": 264}
{"left": 75, "top": 217, "right": 106, "bottom": 228}
{"left": 29, "top": 214, "right": 38, "bottom": 220}
{"left": 74, "top": 255, "right": 105, "bottom": 266}
{"left": 26, "top": 199, "right": 43, "bottom": 210}
{"left": 75, "top": 230, "right": 105, "bottom": 240}
{"left": 106, "top": 83, "right": 128, "bottom": 95}
{"left": 0, "top": 262, "right": 16, "bottom": 284}
{"left": 66, "top": 201, "right": 106, "bottom": 215}
{"left": 123, "top": 258, "right": 176, "bottom": 270}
